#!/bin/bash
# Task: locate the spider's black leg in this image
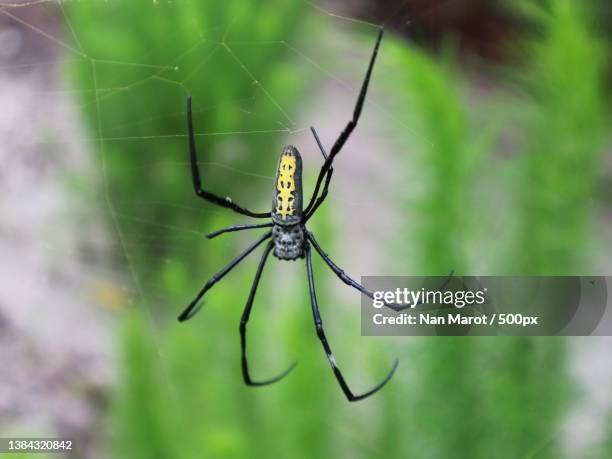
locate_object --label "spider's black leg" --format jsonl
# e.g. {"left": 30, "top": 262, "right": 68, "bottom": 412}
{"left": 306, "top": 231, "right": 400, "bottom": 311}
{"left": 311, "top": 126, "right": 329, "bottom": 160}
{"left": 178, "top": 230, "right": 272, "bottom": 322}
{"left": 307, "top": 232, "right": 454, "bottom": 311}
{"left": 304, "top": 127, "right": 333, "bottom": 221}
{"left": 207, "top": 222, "right": 273, "bottom": 239}
{"left": 240, "top": 241, "right": 297, "bottom": 386}
{"left": 303, "top": 27, "right": 384, "bottom": 217}
{"left": 188, "top": 96, "right": 271, "bottom": 218}
{"left": 306, "top": 245, "right": 398, "bottom": 402}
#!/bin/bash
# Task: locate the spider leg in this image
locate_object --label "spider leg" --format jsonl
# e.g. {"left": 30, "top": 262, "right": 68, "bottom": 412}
{"left": 178, "top": 231, "right": 272, "bottom": 322}
{"left": 304, "top": 127, "right": 334, "bottom": 221}
{"left": 306, "top": 245, "right": 398, "bottom": 402}
{"left": 187, "top": 96, "right": 271, "bottom": 218}
{"left": 207, "top": 222, "right": 273, "bottom": 239}
{"left": 303, "top": 27, "right": 384, "bottom": 217}
{"left": 311, "top": 126, "right": 329, "bottom": 160}
{"left": 307, "top": 232, "right": 455, "bottom": 311}
{"left": 306, "top": 231, "right": 402, "bottom": 311}
{"left": 240, "top": 241, "right": 297, "bottom": 386}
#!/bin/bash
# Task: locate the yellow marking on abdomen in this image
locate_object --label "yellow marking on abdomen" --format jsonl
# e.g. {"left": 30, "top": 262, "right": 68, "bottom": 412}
{"left": 276, "top": 153, "right": 297, "bottom": 219}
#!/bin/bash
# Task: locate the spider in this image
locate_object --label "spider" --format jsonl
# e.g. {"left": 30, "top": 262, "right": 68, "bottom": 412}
{"left": 178, "top": 27, "right": 399, "bottom": 402}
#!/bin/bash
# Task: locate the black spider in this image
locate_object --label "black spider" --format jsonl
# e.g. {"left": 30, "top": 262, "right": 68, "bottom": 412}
{"left": 178, "top": 28, "right": 399, "bottom": 402}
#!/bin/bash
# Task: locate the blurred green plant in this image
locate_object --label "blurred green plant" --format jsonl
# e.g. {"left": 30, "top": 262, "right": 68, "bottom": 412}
{"left": 511, "top": 0, "right": 609, "bottom": 275}
{"left": 376, "top": 1, "right": 607, "bottom": 458}
{"left": 384, "top": 40, "right": 475, "bottom": 276}
{"left": 383, "top": 39, "right": 570, "bottom": 459}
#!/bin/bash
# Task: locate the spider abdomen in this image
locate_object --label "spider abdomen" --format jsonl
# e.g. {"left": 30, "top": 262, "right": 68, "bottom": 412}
{"left": 271, "top": 146, "right": 303, "bottom": 226}
{"left": 272, "top": 224, "right": 305, "bottom": 260}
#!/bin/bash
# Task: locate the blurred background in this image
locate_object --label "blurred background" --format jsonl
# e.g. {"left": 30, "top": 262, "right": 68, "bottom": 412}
{"left": 0, "top": 0, "right": 611, "bottom": 458}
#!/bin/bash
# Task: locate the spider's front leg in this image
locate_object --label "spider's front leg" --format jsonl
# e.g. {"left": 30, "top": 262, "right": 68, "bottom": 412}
{"left": 303, "top": 27, "right": 384, "bottom": 218}
{"left": 187, "top": 96, "right": 271, "bottom": 219}
{"left": 304, "top": 126, "right": 334, "bottom": 222}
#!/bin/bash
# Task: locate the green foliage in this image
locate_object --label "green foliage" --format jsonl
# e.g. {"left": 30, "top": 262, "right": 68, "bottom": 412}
{"left": 512, "top": 0, "right": 609, "bottom": 274}
{"left": 377, "top": 1, "right": 606, "bottom": 459}
{"left": 385, "top": 40, "right": 474, "bottom": 275}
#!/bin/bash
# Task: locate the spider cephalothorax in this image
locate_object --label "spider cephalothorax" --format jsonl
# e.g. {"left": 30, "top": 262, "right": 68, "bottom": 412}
{"left": 272, "top": 223, "right": 305, "bottom": 260}
{"left": 178, "top": 28, "right": 400, "bottom": 402}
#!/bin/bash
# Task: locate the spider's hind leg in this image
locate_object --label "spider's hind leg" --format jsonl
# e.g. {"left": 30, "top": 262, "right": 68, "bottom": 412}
{"left": 305, "top": 245, "right": 398, "bottom": 402}
{"left": 240, "top": 241, "right": 297, "bottom": 386}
